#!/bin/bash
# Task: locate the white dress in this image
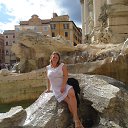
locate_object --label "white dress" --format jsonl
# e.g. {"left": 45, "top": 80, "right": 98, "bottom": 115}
{"left": 46, "top": 63, "right": 72, "bottom": 102}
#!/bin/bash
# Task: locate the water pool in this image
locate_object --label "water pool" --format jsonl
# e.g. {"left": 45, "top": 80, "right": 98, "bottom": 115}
{"left": 0, "top": 100, "right": 35, "bottom": 113}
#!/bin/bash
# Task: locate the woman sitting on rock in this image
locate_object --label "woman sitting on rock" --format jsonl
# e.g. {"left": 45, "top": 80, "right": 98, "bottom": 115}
{"left": 45, "top": 51, "right": 84, "bottom": 128}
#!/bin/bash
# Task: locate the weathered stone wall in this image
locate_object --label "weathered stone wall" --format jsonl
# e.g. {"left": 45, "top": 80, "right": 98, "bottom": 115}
{"left": 0, "top": 69, "right": 47, "bottom": 104}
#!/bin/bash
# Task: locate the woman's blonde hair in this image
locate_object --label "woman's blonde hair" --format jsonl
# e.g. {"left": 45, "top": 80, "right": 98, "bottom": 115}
{"left": 50, "top": 51, "right": 61, "bottom": 65}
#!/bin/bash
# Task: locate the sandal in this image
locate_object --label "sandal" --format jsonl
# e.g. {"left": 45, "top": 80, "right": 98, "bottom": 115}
{"left": 74, "top": 120, "right": 84, "bottom": 128}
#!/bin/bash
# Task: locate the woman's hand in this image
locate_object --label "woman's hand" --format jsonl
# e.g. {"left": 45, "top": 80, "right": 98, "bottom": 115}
{"left": 45, "top": 89, "right": 52, "bottom": 93}
{"left": 60, "top": 85, "right": 65, "bottom": 93}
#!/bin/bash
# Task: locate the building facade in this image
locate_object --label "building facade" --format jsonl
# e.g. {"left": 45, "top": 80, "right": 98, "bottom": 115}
{"left": 50, "top": 13, "right": 82, "bottom": 45}
{"left": 0, "top": 34, "right": 4, "bottom": 66}
{"left": 3, "top": 30, "right": 16, "bottom": 65}
{"left": 15, "top": 15, "right": 51, "bottom": 37}
{"left": 15, "top": 13, "right": 82, "bottom": 46}
{"left": 80, "top": 0, "right": 128, "bottom": 43}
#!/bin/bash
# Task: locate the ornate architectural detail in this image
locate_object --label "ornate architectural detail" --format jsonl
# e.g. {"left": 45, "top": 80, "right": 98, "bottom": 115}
{"left": 80, "top": 0, "right": 128, "bottom": 43}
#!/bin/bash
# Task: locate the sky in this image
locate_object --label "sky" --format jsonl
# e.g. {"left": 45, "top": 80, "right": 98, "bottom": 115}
{"left": 0, "top": 0, "right": 82, "bottom": 33}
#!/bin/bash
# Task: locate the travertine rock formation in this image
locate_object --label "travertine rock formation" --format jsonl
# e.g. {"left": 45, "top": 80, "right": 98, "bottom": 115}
{"left": 1, "top": 37, "right": 128, "bottom": 127}
{"left": 0, "top": 74, "right": 128, "bottom": 128}
{"left": 11, "top": 31, "right": 128, "bottom": 85}
{"left": 66, "top": 40, "right": 128, "bottom": 85}
{"left": 11, "top": 30, "right": 75, "bottom": 73}
{"left": 0, "top": 106, "right": 26, "bottom": 128}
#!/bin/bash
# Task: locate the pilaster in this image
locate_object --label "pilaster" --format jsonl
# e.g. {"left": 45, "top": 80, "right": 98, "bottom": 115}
{"left": 93, "top": 0, "right": 106, "bottom": 29}
{"left": 84, "top": 0, "right": 89, "bottom": 35}
{"left": 107, "top": 0, "right": 128, "bottom": 43}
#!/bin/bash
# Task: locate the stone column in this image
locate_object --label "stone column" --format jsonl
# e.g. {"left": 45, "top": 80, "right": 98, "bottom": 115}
{"left": 93, "top": 0, "right": 106, "bottom": 29}
{"left": 84, "top": 0, "right": 89, "bottom": 35}
{"left": 80, "top": 0, "right": 85, "bottom": 43}
{"left": 80, "top": 0, "right": 90, "bottom": 43}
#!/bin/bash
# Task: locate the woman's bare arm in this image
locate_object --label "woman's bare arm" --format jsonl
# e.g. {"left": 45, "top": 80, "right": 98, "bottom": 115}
{"left": 60, "top": 64, "right": 68, "bottom": 93}
{"left": 45, "top": 70, "right": 51, "bottom": 92}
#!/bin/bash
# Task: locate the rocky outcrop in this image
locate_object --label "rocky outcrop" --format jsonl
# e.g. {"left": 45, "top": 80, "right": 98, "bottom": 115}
{"left": 24, "top": 93, "right": 71, "bottom": 128}
{"left": 0, "top": 74, "right": 128, "bottom": 128}
{"left": 79, "top": 74, "right": 128, "bottom": 128}
{"left": 11, "top": 31, "right": 75, "bottom": 73}
{"left": 0, "top": 106, "right": 26, "bottom": 128}
{"left": 64, "top": 41, "right": 128, "bottom": 85}
{"left": 11, "top": 30, "right": 128, "bottom": 85}
{"left": 67, "top": 53, "right": 128, "bottom": 85}
{"left": 2, "top": 39, "right": 128, "bottom": 104}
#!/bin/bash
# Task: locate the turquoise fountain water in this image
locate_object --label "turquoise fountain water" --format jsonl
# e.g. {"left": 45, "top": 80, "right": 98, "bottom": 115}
{"left": 0, "top": 100, "right": 35, "bottom": 113}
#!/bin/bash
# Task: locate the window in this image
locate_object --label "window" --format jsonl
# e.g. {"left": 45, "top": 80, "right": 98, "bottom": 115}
{"left": 15, "top": 28, "right": 20, "bottom": 32}
{"left": 65, "top": 32, "right": 68, "bottom": 37}
{"left": 6, "top": 35, "right": 8, "bottom": 38}
{"left": 6, "top": 50, "right": 9, "bottom": 55}
{"left": 52, "top": 32, "right": 55, "bottom": 37}
{"left": 51, "top": 24, "right": 56, "bottom": 29}
{"left": 6, "top": 42, "right": 8, "bottom": 46}
{"left": 63, "top": 24, "right": 69, "bottom": 29}
{"left": 43, "top": 26, "right": 49, "bottom": 31}
{"left": 13, "top": 35, "right": 15, "bottom": 38}
{"left": 34, "top": 26, "right": 38, "bottom": 32}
